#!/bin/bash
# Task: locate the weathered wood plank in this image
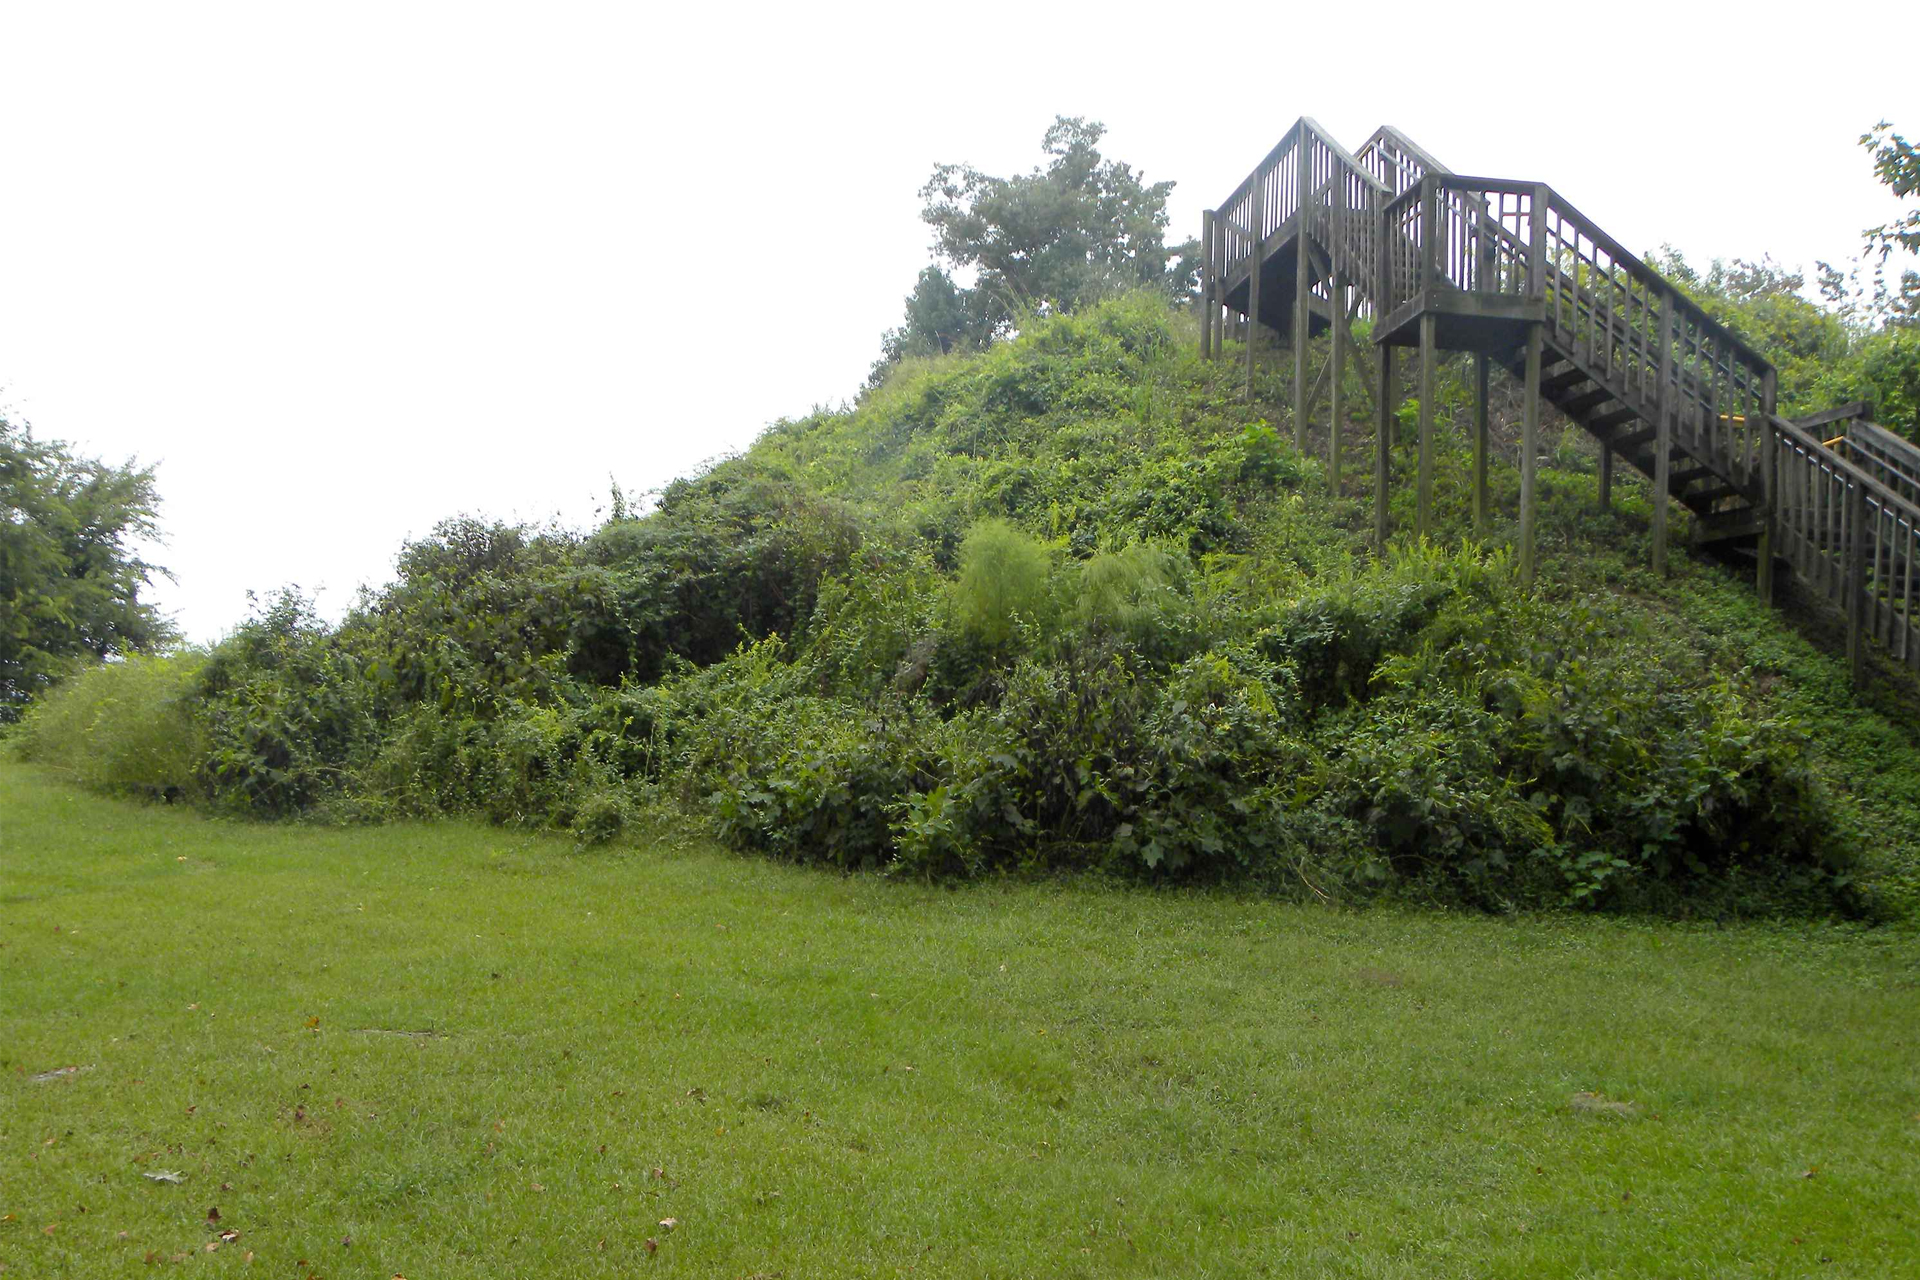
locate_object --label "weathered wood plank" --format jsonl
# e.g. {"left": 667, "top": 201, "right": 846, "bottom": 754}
{"left": 1376, "top": 342, "right": 1393, "bottom": 550}
{"left": 1473, "top": 352, "right": 1489, "bottom": 536}
{"left": 1293, "top": 139, "right": 1314, "bottom": 450}
{"left": 1417, "top": 312, "right": 1436, "bottom": 538}
{"left": 1653, "top": 293, "right": 1674, "bottom": 576}
{"left": 1758, "top": 373, "right": 1778, "bottom": 605}
{"left": 1521, "top": 323, "right": 1543, "bottom": 583}
{"left": 1848, "top": 480, "right": 1869, "bottom": 683}
{"left": 1200, "top": 210, "right": 1216, "bottom": 360}
{"left": 1245, "top": 176, "right": 1264, "bottom": 398}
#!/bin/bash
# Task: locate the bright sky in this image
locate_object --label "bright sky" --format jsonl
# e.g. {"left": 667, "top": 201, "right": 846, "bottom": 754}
{"left": 1, "top": 2, "right": 1909, "bottom": 643}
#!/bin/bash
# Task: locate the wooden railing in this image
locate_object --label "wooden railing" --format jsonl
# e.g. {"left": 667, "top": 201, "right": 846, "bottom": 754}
{"left": 1214, "top": 118, "right": 1391, "bottom": 315}
{"left": 1380, "top": 174, "right": 1778, "bottom": 496}
{"left": 1539, "top": 191, "right": 1774, "bottom": 493}
{"left": 1380, "top": 175, "right": 1537, "bottom": 317}
{"left": 1215, "top": 123, "right": 1303, "bottom": 290}
{"left": 1302, "top": 127, "right": 1391, "bottom": 322}
{"left": 1354, "top": 126, "right": 1448, "bottom": 197}
{"left": 1767, "top": 415, "right": 1920, "bottom": 671}
{"left": 1845, "top": 418, "right": 1920, "bottom": 507}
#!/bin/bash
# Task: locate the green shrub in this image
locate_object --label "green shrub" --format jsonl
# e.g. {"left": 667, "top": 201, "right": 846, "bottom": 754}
{"left": 951, "top": 518, "right": 1054, "bottom": 647}
{"left": 12, "top": 652, "right": 208, "bottom": 798}
{"left": 196, "top": 591, "right": 382, "bottom": 816}
{"left": 1074, "top": 543, "right": 1188, "bottom": 648}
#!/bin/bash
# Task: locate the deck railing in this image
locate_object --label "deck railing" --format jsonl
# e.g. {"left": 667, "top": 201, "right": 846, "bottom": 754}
{"left": 1767, "top": 415, "right": 1920, "bottom": 669}
{"left": 1215, "top": 124, "right": 1303, "bottom": 289}
{"left": 1215, "top": 118, "right": 1391, "bottom": 315}
{"left": 1381, "top": 174, "right": 1777, "bottom": 497}
{"left": 1354, "top": 125, "right": 1448, "bottom": 197}
{"left": 1380, "top": 175, "right": 1537, "bottom": 317}
{"left": 1540, "top": 191, "right": 1774, "bottom": 494}
{"left": 1846, "top": 418, "right": 1920, "bottom": 508}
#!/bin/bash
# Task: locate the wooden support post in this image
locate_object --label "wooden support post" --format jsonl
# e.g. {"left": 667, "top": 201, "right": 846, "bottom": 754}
{"left": 1653, "top": 294, "right": 1675, "bottom": 576}
{"left": 1245, "top": 180, "right": 1264, "bottom": 399}
{"left": 1329, "top": 299, "right": 1345, "bottom": 493}
{"left": 1200, "top": 210, "right": 1216, "bottom": 360}
{"left": 1217, "top": 213, "right": 1230, "bottom": 348}
{"left": 1373, "top": 183, "right": 1393, "bottom": 553}
{"left": 1757, "top": 369, "right": 1778, "bottom": 606}
{"left": 1417, "top": 312, "right": 1436, "bottom": 539}
{"left": 1598, "top": 444, "right": 1613, "bottom": 508}
{"left": 1472, "top": 351, "right": 1489, "bottom": 536}
{"left": 1329, "top": 174, "right": 1346, "bottom": 494}
{"left": 1375, "top": 342, "right": 1393, "bottom": 551}
{"left": 1292, "top": 248, "right": 1312, "bottom": 451}
{"left": 1521, "top": 323, "right": 1543, "bottom": 584}
{"left": 1847, "top": 479, "right": 1869, "bottom": 685}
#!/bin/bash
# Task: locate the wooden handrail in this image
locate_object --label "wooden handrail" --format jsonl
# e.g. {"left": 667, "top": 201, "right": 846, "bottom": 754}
{"left": 1355, "top": 125, "right": 1451, "bottom": 195}
{"left": 1300, "top": 118, "right": 1391, "bottom": 197}
{"left": 1215, "top": 126, "right": 1299, "bottom": 227}
{"left": 1769, "top": 413, "right": 1920, "bottom": 521}
{"left": 1544, "top": 191, "right": 1772, "bottom": 380}
{"left": 1790, "top": 402, "right": 1874, "bottom": 431}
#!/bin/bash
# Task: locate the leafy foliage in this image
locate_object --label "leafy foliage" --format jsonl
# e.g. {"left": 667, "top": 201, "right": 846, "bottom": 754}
{"left": 0, "top": 416, "right": 170, "bottom": 720}
{"left": 11, "top": 651, "right": 205, "bottom": 797}
{"left": 873, "top": 117, "right": 1192, "bottom": 383}
{"left": 1862, "top": 122, "right": 1920, "bottom": 268}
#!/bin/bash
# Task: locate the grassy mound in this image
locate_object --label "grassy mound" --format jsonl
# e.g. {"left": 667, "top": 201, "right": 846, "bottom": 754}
{"left": 12, "top": 294, "right": 1919, "bottom": 915}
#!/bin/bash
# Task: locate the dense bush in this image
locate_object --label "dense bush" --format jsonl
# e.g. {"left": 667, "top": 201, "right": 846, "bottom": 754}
{"left": 11, "top": 651, "right": 206, "bottom": 798}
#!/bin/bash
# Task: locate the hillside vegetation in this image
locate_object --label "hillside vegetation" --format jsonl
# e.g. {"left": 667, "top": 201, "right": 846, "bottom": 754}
{"left": 14, "top": 294, "right": 1920, "bottom": 916}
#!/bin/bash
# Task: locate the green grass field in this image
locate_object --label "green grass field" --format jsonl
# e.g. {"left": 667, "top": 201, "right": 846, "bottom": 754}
{"left": 3, "top": 764, "right": 1918, "bottom": 1278}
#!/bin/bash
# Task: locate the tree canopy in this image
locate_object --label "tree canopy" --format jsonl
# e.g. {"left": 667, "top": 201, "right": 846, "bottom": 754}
{"left": 1811, "top": 122, "right": 1920, "bottom": 330}
{"left": 873, "top": 117, "right": 1190, "bottom": 381}
{"left": 1863, "top": 122, "right": 1920, "bottom": 266}
{"left": 1, "top": 415, "right": 169, "bottom": 720}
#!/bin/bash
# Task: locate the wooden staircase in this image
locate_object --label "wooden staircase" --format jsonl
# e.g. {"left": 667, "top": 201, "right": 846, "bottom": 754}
{"left": 1199, "top": 119, "right": 1920, "bottom": 682}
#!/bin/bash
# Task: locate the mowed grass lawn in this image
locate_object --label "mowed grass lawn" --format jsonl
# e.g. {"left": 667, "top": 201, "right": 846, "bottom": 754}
{"left": 3, "top": 765, "right": 1918, "bottom": 1279}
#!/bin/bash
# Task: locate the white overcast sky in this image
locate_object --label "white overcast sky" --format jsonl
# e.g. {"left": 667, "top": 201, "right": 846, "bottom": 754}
{"left": 1, "top": 2, "right": 1910, "bottom": 642}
